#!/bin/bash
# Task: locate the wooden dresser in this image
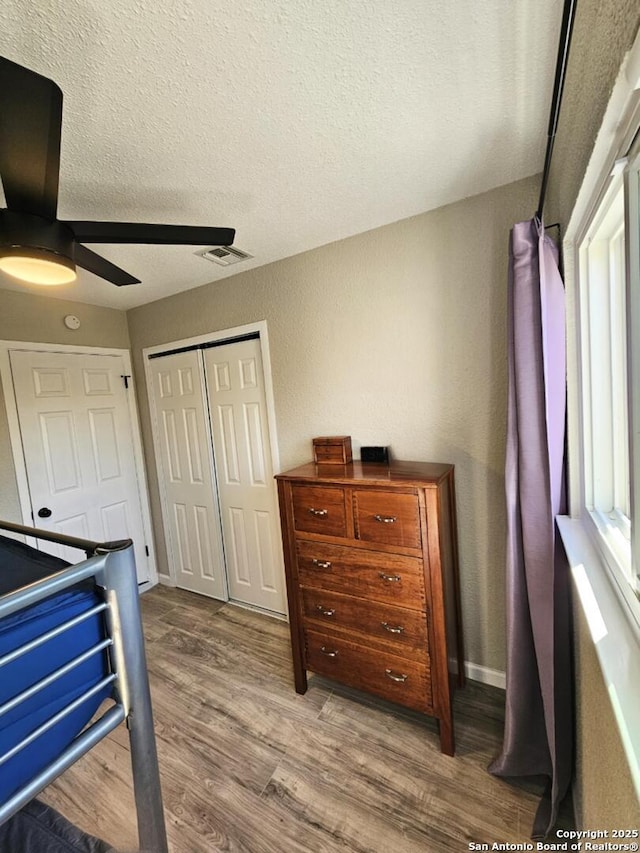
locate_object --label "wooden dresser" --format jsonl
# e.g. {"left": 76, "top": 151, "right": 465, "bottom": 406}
{"left": 275, "top": 460, "right": 464, "bottom": 755}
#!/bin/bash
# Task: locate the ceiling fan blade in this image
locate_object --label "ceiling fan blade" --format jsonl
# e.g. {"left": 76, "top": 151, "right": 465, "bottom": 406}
{"left": 0, "top": 57, "right": 62, "bottom": 220}
{"left": 64, "top": 221, "right": 235, "bottom": 246}
{"left": 74, "top": 244, "right": 140, "bottom": 286}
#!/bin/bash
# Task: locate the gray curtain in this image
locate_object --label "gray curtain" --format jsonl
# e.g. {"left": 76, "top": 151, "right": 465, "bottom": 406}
{"left": 489, "top": 217, "right": 572, "bottom": 838}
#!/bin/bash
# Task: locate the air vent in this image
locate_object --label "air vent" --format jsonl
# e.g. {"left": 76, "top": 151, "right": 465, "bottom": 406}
{"left": 197, "top": 246, "right": 253, "bottom": 266}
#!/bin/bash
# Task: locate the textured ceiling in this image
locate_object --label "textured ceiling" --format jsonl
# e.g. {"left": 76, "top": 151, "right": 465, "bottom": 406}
{"left": 0, "top": 0, "right": 562, "bottom": 309}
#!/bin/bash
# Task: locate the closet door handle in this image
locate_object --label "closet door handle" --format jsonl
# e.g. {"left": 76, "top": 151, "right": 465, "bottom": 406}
{"left": 379, "top": 572, "right": 401, "bottom": 583}
{"left": 374, "top": 514, "right": 397, "bottom": 524}
{"left": 384, "top": 669, "right": 408, "bottom": 683}
{"left": 308, "top": 508, "right": 328, "bottom": 517}
{"left": 381, "top": 622, "right": 404, "bottom": 634}
{"left": 320, "top": 646, "right": 338, "bottom": 658}
{"left": 315, "top": 605, "right": 335, "bottom": 617}
{"left": 312, "top": 559, "right": 332, "bottom": 569}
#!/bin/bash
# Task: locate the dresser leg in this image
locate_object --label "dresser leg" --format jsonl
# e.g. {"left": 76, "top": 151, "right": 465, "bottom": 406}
{"left": 289, "top": 631, "right": 308, "bottom": 693}
{"left": 293, "top": 667, "right": 308, "bottom": 694}
{"left": 439, "top": 714, "right": 455, "bottom": 756}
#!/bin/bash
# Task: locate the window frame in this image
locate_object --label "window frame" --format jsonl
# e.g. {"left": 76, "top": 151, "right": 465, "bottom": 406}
{"left": 572, "top": 154, "right": 640, "bottom": 631}
{"left": 625, "top": 147, "right": 640, "bottom": 606}
{"left": 576, "top": 173, "right": 640, "bottom": 616}
{"left": 579, "top": 180, "right": 627, "bottom": 515}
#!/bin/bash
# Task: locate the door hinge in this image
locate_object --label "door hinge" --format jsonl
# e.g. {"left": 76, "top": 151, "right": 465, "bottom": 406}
{"left": 145, "top": 545, "right": 149, "bottom": 557}
{"left": 121, "top": 374, "right": 132, "bottom": 389}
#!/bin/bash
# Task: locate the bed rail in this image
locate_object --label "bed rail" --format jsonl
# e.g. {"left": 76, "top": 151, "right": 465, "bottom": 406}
{"left": 0, "top": 520, "right": 168, "bottom": 853}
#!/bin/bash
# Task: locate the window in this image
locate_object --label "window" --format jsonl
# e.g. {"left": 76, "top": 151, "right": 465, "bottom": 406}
{"left": 561, "top": 33, "right": 640, "bottom": 798}
{"left": 576, "top": 152, "right": 640, "bottom": 620}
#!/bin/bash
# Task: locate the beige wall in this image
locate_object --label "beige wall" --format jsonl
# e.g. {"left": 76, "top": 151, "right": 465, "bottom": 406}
{"left": 548, "top": 0, "right": 640, "bottom": 827}
{"left": 573, "top": 607, "right": 640, "bottom": 827}
{"left": 0, "top": 289, "right": 129, "bottom": 522}
{"left": 545, "top": 0, "right": 640, "bottom": 227}
{"left": 127, "top": 173, "right": 540, "bottom": 674}
{"left": 0, "top": 289, "right": 130, "bottom": 350}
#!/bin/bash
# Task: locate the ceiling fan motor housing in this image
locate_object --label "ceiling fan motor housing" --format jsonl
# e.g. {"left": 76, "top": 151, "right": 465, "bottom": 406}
{"left": 0, "top": 209, "right": 76, "bottom": 271}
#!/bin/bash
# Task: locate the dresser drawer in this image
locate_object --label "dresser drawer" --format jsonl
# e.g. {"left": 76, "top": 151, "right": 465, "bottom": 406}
{"left": 296, "top": 540, "right": 426, "bottom": 609}
{"left": 291, "top": 484, "right": 347, "bottom": 537}
{"left": 301, "top": 588, "right": 429, "bottom": 660}
{"left": 305, "top": 629, "right": 432, "bottom": 712}
{"left": 353, "top": 490, "right": 421, "bottom": 549}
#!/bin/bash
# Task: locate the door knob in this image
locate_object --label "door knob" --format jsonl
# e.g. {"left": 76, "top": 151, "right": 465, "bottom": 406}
{"left": 37, "top": 507, "right": 52, "bottom": 518}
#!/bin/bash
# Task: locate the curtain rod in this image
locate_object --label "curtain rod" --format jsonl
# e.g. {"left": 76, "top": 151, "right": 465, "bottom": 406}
{"left": 536, "top": 0, "right": 579, "bottom": 221}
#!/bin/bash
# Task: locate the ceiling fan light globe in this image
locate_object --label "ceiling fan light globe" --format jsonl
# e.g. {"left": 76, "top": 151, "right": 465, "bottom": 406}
{"left": 0, "top": 251, "right": 76, "bottom": 285}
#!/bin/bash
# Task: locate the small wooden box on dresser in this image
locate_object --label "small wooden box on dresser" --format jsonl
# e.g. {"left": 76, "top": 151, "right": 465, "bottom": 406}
{"left": 275, "top": 459, "right": 465, "bottom": 755}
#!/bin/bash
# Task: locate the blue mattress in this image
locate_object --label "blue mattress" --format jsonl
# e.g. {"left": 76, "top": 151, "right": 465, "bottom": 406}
{"left": 0, "top": 535, "right": 112, "bottom": 805}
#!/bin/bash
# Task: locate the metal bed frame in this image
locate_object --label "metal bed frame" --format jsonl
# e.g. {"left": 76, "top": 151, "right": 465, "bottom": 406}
{"left": 0, "top": 519, "right": 169, "bottom": 853}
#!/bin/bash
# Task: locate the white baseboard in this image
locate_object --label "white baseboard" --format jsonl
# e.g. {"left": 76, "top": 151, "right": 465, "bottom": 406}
{"left": 465, "top": 661, "right": 506, "bottom": 689}
{"left": 157, "top": 573, "right": 175, "bottom": 587}
{"left": 452, "top": 659, "right": 506, "bottom": 689}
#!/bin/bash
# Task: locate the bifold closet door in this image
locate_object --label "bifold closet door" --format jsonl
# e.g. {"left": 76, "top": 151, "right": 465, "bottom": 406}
{"left": 204, "top": 338, "right": 286, "bottom": 614}
{"left": 151, "top": 349, "right": 226, "bottom": 599}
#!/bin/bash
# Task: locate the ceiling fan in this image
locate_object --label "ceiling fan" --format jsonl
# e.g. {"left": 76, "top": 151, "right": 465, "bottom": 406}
{"left": 0, "top": 56, "right": 235, "bottom": 287}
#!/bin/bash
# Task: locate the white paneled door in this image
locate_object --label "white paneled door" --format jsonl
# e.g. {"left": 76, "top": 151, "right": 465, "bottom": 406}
{"left": 204, "top": 338, "right": 285, "bottom": 613}
{"left": 150, "top": 349, "right": 226, "bottom": 599}
{"left": 9, "top": 350, "right": 150, "bottom": 581}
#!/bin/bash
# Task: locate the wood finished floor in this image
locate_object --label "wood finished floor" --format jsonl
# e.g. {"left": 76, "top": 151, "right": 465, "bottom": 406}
{"left": 41, "top": 585, "right": 572, "bottom": 852}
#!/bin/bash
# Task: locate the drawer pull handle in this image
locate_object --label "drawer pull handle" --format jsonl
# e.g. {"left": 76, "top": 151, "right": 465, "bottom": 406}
{"left": 320, "top": 646, "right": 338, "bottom": 658}
{"left": 379, "top": 572, "right": 401, "bottom": 583}
{"left": 308, "top": 507, "right": 328, "bottom": 517}
{"left": 381, "top": 621, "right": 404, "bottom": 634}
{"left": 374, "top": 514, "right": 397, "bottom": 524}
{"left": 316, "top": 605, "right": 335, "bottom": 617}
{"left": 385, "top": 668, "right": 408, "bottom": 683}
{"left": 312, "top": 559, "right": 332, "bottom": 569}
